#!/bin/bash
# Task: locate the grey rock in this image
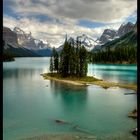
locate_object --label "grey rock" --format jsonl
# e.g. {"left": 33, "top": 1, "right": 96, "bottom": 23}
{"left": 117, "top": 22, "right": 134, "bottom": 37}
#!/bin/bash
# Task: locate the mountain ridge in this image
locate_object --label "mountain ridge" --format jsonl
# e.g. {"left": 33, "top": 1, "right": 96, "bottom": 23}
{"left": 3, "top": 21, "right": 136, "bottom": 57}
{"left": 3, "top": 27, "right": 53, "bottom": 57}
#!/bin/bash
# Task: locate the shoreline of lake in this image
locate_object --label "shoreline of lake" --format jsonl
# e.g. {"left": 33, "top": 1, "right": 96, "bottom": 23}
{"left": 41, "top": 73, "right": 137, "bottom": 91}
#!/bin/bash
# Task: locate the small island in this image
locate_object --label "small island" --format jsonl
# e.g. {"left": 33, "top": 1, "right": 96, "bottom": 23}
{"left": 42, "top": 73, "right": 137, "bottom": 90}
{"left": 42, "top": 37, "right": 137, "bottom": 91}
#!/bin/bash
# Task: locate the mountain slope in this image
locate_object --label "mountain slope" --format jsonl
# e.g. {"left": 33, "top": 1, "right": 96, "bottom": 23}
{"left": 33, "top": 48, "right": 52, "bottom": 56}
{"left": 98, "top": 29, "right": 117, "bottom": 44}
{"left": 3, "top": 43, "right": 40, "bottom": 57}
{"left": 117, "top": 22, "right": 134, "bottom": 37}
{"left": 3, "top": 27, "right": 52, "bottom": 57}
{"left": 97, "top": 30, "right": 137, "bottom": 51}
{"left": 96, "top": 22, "right": 135, "bottom": 47}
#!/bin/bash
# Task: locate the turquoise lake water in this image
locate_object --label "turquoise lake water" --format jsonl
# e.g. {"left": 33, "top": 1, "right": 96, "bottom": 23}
{"left": 3, "top": 57, "right": 137, "bottom": 140}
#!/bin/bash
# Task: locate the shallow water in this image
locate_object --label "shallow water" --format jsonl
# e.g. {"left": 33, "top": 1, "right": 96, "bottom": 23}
{"left": 88, "top": 63, "right": 137, "bottom": 84}
{"left": 3, "top": 57, "right": 137, "bottom": 140}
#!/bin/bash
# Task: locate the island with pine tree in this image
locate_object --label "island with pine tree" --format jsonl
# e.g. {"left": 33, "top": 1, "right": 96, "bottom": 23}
{"left": 41, "top": 37, "right": 137, "bottom": 91}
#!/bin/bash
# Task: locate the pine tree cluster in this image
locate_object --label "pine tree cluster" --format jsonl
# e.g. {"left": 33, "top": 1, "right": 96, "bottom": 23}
{"left": 50, "top": 37, "right": 88, "bottom": 77}
{"left": 88, "top": 45, "right": 136, "bottom": 64}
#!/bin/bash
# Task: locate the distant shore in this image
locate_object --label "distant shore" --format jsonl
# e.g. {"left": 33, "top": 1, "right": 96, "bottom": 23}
{"left": 41, "top": 73, "right": 137, "bottom": 91}
{"left": 3, "top": 57, "right": 15, "bottom": 62}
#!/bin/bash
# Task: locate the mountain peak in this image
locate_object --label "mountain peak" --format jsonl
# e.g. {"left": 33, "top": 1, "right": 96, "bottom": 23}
{"left": 99, "top": 29, "right": 117, "bottom": 44}
{"left": 3, "top": 27, "right": 18, "bottom": 48}
{"left": 14, "top": 27, "right": 25, "bottom": 34}
{"left": 117, "top": 22, "right": 134, "bottom": 37}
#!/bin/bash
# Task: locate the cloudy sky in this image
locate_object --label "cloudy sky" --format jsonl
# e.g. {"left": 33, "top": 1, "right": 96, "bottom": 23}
{"left": 3, "top": 0, "right": 137, "bottom": 47}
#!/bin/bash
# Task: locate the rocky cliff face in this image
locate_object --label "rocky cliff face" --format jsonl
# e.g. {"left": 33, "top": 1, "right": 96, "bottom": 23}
{"left": 14, "top": 27, "right": 38, "bottom": 50}
{"left": 92, "top": 22, "right": 136, "bottom": 52}
{"left": 3, "top": 27, "right": 52, "bottom": 56}
{"left": 99, "top": 29, "right": 117, "bottom": 44}
{"left": 117, "top": 22, "right": 134, "bottom": 37}
{"left": 98, "top": 22, "right": 135, "bottom": 45}
{"left": 3, "top": 27, "right": 18, "bottom": 46}
{"left": 133, "top": 22, "right": 137, "bottom": 33}
{"left": 13, "top": 27, "right": 50, "bottom": 50}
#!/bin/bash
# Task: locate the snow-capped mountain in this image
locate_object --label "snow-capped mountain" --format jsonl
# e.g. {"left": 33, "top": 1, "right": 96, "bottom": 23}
{"left": 92, "top": 22, "right": 136, "bottom": 51}
{"left": 3, "top": 27, "right": 40, "bottom": 57}
{"left": 98, "top": 29, "right": 117, "bottom": 44}
{"left": 97, "top": 22, "right": 135, "bottom": 45}
{"left": 3, "top": 27, "right": 19, "bottom": 49}
{"left": 77, "top": 34, "right": 99, "bottom": 51}
{"left": 13, "top": 27, "right": 50, "bottom": 50}
{"left": 3, "top": 21, "right": 136, "bottom": 56}
{"left": 58, "top": 22, "right": 136, "bottom": 52}
{"left": 57, "top": 34, "right": 100, "bottom": 52}
{"left": 3, "top": 27, "right": 53, "bottom": 56}
{"left": 117, "top": 22, "right": 134, "bottom": 37}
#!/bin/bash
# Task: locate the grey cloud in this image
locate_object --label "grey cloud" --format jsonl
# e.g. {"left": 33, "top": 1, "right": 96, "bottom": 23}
{"left": 4, "top": 0, "right": 137, "bottom": 47}
{"left": 9, "top": 0, "right": 137, "bottom": 23}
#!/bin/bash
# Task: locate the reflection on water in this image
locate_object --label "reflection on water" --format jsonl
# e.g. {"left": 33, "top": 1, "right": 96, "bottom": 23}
{"left": 50, "top": 80, "right": 88, "bottom": 112}
{"left": 3, "top": 58, "right": 137, "bottom": 140}
{"left": 3, "top": 68, "right": 43, "bottom": 79}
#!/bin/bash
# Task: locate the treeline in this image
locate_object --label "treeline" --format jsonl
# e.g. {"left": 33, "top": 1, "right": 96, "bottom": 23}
{"left": 50, "top": 37, "right": 88, "bottom": 77}
{"left": 88, "top": 46, "right": 137, "bottom": 64}
{"left": 50, "top": 39, "right": 136, "bottom": 77}
{"left": 3, "top": 53, "right": 15, "bottom": 61}
{"left": 3, "top": 41, "right": 15, "bottom": 61}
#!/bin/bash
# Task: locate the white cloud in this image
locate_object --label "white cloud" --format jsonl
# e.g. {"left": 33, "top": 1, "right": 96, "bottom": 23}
{"left": 3, "top": 15, "right": 122, "bottom": 47}
{"left": 3, "top": 0, "right": 137, "bottom": 47}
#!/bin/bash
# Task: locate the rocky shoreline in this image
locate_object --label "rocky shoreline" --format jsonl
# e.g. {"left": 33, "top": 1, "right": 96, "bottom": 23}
{"left": 128, "top": 108, "right": 137, "bottom": 136}
{"left": 128, "top": 109, "right": 137, "bottom": 119}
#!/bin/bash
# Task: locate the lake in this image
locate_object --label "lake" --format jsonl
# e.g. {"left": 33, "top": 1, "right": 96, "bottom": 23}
{"left": 3, "top": 57, "right": 137, "bottom": 140}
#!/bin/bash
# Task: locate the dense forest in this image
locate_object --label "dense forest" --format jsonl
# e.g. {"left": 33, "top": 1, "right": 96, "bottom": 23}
{"left": 50, "top": 37, "right": 88, "bottom": 77}
{"left": 3, "top": 41, "right": 15, "bottom": 61}
{"left": 88, "top": 30, "right": 137, "bottom": 64}
{"left": 88, "top": 45, "right": 137, "bottom": 64}
{"left": 2, "top": 53, "right": 15, "bottom": 61}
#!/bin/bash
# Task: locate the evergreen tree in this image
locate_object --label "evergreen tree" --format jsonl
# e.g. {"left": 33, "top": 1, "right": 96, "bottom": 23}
{"left": 49, "top": 56, "right": 53, "bottom": 73}
{"left": 59, "top": 37, "right": 70, "bottom": 77}
{"left": 79, "top": 46, "right": 87, "bottom": 77}
{"left": 69, "top": 43, "right": 76, "bottom": 75}
{"left": 52, "top": 48, "right": 59, "bottom": 73}
{"left": 90, "top": 45, "right": 136, "bottom": 63}
{"left": 49, "top": 35, "right": 89, "bottom": 78}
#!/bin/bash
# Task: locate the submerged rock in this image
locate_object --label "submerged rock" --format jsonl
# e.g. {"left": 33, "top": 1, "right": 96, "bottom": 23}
{"left": 124, "top": 92, "right": 135, "bottom": 95}
{"left": 55, "top": 119, "right": 70, "bottom": 124}
{"left": 128, "top": 109, "right": 137, "bottom": 119}
{"left": 131, "top": 128, "right": 137, "bottom": 136}
{"left": 102, "top": 86, "right": 109, "bottom": 89}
